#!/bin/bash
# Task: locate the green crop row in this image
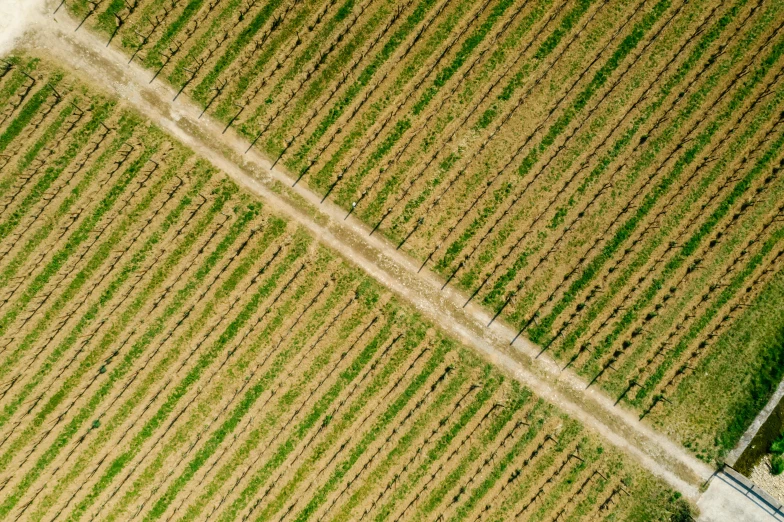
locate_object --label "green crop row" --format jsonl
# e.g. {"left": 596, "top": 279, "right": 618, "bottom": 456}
{"left": 529, "top": 9, "right": 782, "bottom": 343}
{"left": 478, "top": 0, "right": 748, "bottom": 311}
{"left": 436, "top": 0, "right": 672, "bottom": 283}
{"left": 27, "top": 187, "right": 257, "bottom": 518}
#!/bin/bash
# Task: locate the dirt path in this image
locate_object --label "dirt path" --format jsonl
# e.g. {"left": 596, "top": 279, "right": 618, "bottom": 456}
{"left": 19, "top": 1, "right": 714, "bottom": 500}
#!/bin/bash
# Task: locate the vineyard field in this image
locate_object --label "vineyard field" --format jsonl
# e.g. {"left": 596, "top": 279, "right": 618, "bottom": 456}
{"left": 0, "top": 56, "right": 692, "bottom": 521}
{"left": 64, "top": 0, "right": 784, "bottom": 465}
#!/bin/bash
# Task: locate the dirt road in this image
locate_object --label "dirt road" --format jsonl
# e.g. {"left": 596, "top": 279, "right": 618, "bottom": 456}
{"left": 20, "top": 1, "right": 714, "bottom": 500}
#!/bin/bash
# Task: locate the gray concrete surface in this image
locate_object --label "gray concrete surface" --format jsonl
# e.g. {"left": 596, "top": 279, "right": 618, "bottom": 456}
{"left": 698, "top": 470, "right": 784, "bottom": 522}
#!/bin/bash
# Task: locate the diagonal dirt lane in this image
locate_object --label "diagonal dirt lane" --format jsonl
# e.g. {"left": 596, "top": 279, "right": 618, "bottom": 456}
{"left": 20, "top": 2, "right": 713, "bottom": 499}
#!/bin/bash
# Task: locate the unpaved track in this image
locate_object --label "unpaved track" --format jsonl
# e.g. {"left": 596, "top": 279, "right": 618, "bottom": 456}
{"left": 20, "top": 2, "right": 713, "bottom": 500}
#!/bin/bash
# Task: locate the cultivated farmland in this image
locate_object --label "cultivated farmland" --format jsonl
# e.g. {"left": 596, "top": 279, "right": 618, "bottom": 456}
{"left": 65, "top": 0, "right": 784, "bottom": 464}
{"left": 0, "top": 57, "right": 691, "bottom": 521}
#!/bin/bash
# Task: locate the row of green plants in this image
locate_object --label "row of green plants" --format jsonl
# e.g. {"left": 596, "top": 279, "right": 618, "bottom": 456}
{"left": 551, "top": 28, "right": 784, "bottom": 395}
{"left": 0, "top": 55, "right": 698, "bottom": 521}
{"left": 529, "top": 3, "right": 782, "bottom": 344}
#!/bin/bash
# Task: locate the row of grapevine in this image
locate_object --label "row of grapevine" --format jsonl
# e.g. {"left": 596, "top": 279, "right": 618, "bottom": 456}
{"left": 64, "top": 0, "right": 784, "bottom": 467}
{"left": 0, "top": 57, "right": 691, "bottom": 520}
